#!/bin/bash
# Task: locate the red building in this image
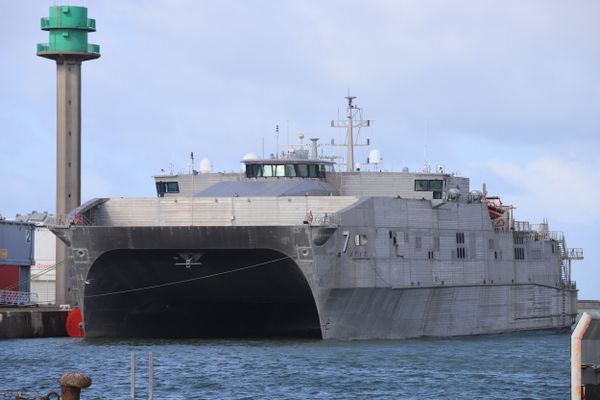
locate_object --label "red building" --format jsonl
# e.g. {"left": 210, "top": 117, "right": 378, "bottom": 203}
{"left": 0, "top": 219, "right": 35, "bottom": 294}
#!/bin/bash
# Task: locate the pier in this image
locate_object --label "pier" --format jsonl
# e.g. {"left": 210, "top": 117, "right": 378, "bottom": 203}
{"left": 0, "top": 306, "right": 67, "bottom": 338}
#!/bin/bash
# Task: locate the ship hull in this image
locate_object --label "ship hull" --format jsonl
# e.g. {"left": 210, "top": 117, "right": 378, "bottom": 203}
{"left": 320, "top": 285, "right": 576, "bottom": 339}
{"left": 55, "top": 222, "right": 577, "bottom": 339}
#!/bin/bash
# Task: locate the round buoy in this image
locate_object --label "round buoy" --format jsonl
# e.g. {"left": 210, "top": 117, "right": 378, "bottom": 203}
{"left": 66, "top": 307, "right": 85, "bottom": 337}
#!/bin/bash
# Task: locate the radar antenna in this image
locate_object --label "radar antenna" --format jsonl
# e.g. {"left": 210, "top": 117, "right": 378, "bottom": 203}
{"left": 331, "top": 95, "right": 372, "bottom": 172}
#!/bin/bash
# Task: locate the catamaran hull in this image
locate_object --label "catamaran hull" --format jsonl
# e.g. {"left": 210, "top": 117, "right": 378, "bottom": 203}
{"left": 54, "top": 223, "right": 576, "bottom": 339}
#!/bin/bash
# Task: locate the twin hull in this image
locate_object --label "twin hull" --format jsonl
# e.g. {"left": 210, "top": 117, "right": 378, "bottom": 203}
{"left": 61, "top": 197, "right": 577, "bottom": 339}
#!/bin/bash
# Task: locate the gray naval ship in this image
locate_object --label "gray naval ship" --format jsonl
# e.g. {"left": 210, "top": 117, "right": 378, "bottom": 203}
{"left": 51, "top": 96, "right": 583, "bottom": 339}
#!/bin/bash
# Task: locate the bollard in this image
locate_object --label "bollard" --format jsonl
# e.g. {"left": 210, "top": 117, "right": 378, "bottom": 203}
{"left": 58, "top": 372, "right": 92, "bottom": 400}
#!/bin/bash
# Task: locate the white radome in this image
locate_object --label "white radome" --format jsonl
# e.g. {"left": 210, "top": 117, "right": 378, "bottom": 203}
{"left": 368, "top": 149, "right": 381, "bottom": 164}
{"left": 199, "top": 158, "right": 212, "bottom": 174}
{"left": 242, "top": 153, "right": 259, "bottom": 161}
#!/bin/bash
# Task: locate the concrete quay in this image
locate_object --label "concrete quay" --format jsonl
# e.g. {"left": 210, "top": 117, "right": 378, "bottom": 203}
{"left": 0, "top": 305, "right": 67, "bottom": 338}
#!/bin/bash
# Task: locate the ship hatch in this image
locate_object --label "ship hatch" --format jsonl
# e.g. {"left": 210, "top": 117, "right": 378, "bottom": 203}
{"left": 83, "top": 249, "right": 321, "bottom": 338}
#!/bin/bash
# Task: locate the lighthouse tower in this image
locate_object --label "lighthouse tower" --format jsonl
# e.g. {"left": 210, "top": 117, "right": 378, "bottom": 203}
{"left": 37, "top": 5, "right": 100, "bottom": 305}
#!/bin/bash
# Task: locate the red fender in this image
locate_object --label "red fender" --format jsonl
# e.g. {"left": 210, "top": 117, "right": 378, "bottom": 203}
{"left": 66, "top": 307, "right": 85, "bottom": 337}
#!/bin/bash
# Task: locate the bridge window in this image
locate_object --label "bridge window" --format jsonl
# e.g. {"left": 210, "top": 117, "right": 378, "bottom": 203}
{"left": 415, "top": 179, "right": 444, "bottom": 192}
{"left": 166, "top": 182, "right": 179, "bottom": 193}
{"left": 309, "top": 164, "right": 319, "bottom": 178}
{"left": 156, "top": 181, "right": 179, "bottom": 197}
{"left": 285, "top": 165, "right": 296, "bottom": 177}
{"left": 429, "top": 180, "right": 443, "bottom": 191}
{"left": 263, "top": 165, "right": 273, "bottom": 177}
{"left": 275, "top": 165, "right": 285, "bottom": 177}
{"left": 245, "top": 163, "right": 329, "bottom": 179}
{"left": 415, "top": 180, "right": 429, "bottom": 191}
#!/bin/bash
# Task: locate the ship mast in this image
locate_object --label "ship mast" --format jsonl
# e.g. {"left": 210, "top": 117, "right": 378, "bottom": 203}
{"left": 346, "top": 96, "right": 356, "bottom": 172}
{"left": 331, "top": 95, "right": 371, "bottom": 172}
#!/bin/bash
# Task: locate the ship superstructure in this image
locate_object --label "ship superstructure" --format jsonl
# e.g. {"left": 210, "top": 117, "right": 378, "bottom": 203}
{"left": 50, "top": 96, "right": 583, "bottom": 339}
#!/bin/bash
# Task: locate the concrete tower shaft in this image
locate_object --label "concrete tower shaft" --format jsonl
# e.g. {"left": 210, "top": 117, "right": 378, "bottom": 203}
{"left": 56, "top": 61, "right": 82, "bottom": 221}
{"left": 37, "top": 5, "right": 100, "bottom": 305}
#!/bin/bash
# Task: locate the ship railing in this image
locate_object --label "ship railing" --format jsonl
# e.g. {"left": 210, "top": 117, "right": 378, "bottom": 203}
{"left": 562, "top": 280, "right": 577, "bottom": 290}
{"left": 513, "top": 221, "right": 531, "bottom": 231}
{"left": 513, "top": 221, "right": 552, "bottom": 234}
{"left": 0, "top": 290, "right": 39, "bottom": 306}
{"left": 566, "top": 248, "right": 584, "bottom": 260}
{"left": 46, "top": 212, "right": 95, "bottom": 228}
{"left": 549, "top": 231, "right": 564, "bottom": 242}
{"left": 308, "top": 212, "right": 340, "bottom": 226}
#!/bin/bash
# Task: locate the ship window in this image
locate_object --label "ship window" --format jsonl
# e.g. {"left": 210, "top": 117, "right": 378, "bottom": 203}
{"left": 263, "top": 165, "right": 273, "bottom": 177}
{"left": 456, "top": 232, "right": 465, "bottom": 244}
{"left": 275, "top": 165, "right": 285, "bottom": 177}
{"left": 155, "top": 182, "right": 166, "bottom": 197}
{"left": 428, "top": 251, "right": 434, "bottom": 260}
{"left": 429, "top": 180, "right": 443, "bottom": 191}
{"left": 457, "top": 247, "right": 466, "bottom": 259}
{"left": 246, "top": 163, "right": 329, "bottom": 179}
{"left": 285, "top": 164, "right": 297, "bottom": 177}
{"left": 295, "top": 164, "right": 308, "bottom": 177}
{"left": 253, "top": 164, "right": 264, "bottom": 177}
{"left": 433, "top": 191, "right": 442, "bottom": 199}
{"left": 415, "top": 180, "right": 429, "bottom": 191}
{"left": 318, "top": 164, "right": 333, "bottom": 178}
{"left": 308, "top": 164, "right": 319, "bottom": 178}
{"left": 165, "top": 182, "right": 179, "bottom": 193}
{"left": 251, "top": 164, "right": 263, "bottom": 178}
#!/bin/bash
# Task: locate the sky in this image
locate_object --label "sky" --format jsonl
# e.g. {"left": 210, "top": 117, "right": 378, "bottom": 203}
{"left": 1, "top": 1, "right": 598, "bottom": 298}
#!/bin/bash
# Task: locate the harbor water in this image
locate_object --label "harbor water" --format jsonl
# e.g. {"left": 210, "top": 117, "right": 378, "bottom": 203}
{"left": 1, "top": 331, "right": 569, "bottom": 399}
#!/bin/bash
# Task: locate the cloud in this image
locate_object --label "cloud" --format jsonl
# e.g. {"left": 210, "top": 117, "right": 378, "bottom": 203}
{"left": 481, "top": 156, "right": 600, "bottom": 225}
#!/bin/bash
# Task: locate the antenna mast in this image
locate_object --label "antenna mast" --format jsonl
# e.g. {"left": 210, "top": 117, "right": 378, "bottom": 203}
{"left": 331, "top": 95, "right": 371, "bottom": 172}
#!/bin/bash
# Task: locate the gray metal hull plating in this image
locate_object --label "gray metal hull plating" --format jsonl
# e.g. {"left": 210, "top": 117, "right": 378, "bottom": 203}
{"left": 54, "top": 195, "right": 577, "bottom": 339}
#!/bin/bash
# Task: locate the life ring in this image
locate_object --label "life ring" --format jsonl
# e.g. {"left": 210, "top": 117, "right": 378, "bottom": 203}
{"left": 307, "top": 210, "right": 314, "bottom": 223}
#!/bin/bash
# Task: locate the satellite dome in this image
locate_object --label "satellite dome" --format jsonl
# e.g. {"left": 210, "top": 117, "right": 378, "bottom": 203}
{"left": 199, "top": 158, "right": 212, "bottom": 174}
{"left": 242, "top": 152, "right": 259, "bottom": 161}
{"left": 469, "top": 190, "right": 483, "bottom": 202}
{"left": 368, "top": 149, "right": 381, "bottom": 164}
{"left": 447, "top": 188, "right": 461, "bottom": 200}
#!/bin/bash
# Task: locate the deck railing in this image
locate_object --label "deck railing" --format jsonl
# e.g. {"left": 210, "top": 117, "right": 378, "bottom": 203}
{"left": 0, "top": 290, "right": 39, "bottom": 306}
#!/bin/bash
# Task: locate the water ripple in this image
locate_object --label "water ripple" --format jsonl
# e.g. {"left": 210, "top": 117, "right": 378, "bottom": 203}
{"left": 0, "top": 331, "right": 569, "bottom": 399}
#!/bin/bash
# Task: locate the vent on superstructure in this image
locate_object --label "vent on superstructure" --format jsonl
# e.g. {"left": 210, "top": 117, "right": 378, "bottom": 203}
{"left": 514, "top": 247, "right": 525, "bottom": 260}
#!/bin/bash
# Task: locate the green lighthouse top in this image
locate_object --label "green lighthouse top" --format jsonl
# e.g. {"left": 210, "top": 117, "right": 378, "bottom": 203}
{"left": 37, "top": 5, "right": 100, "bottom": 61}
